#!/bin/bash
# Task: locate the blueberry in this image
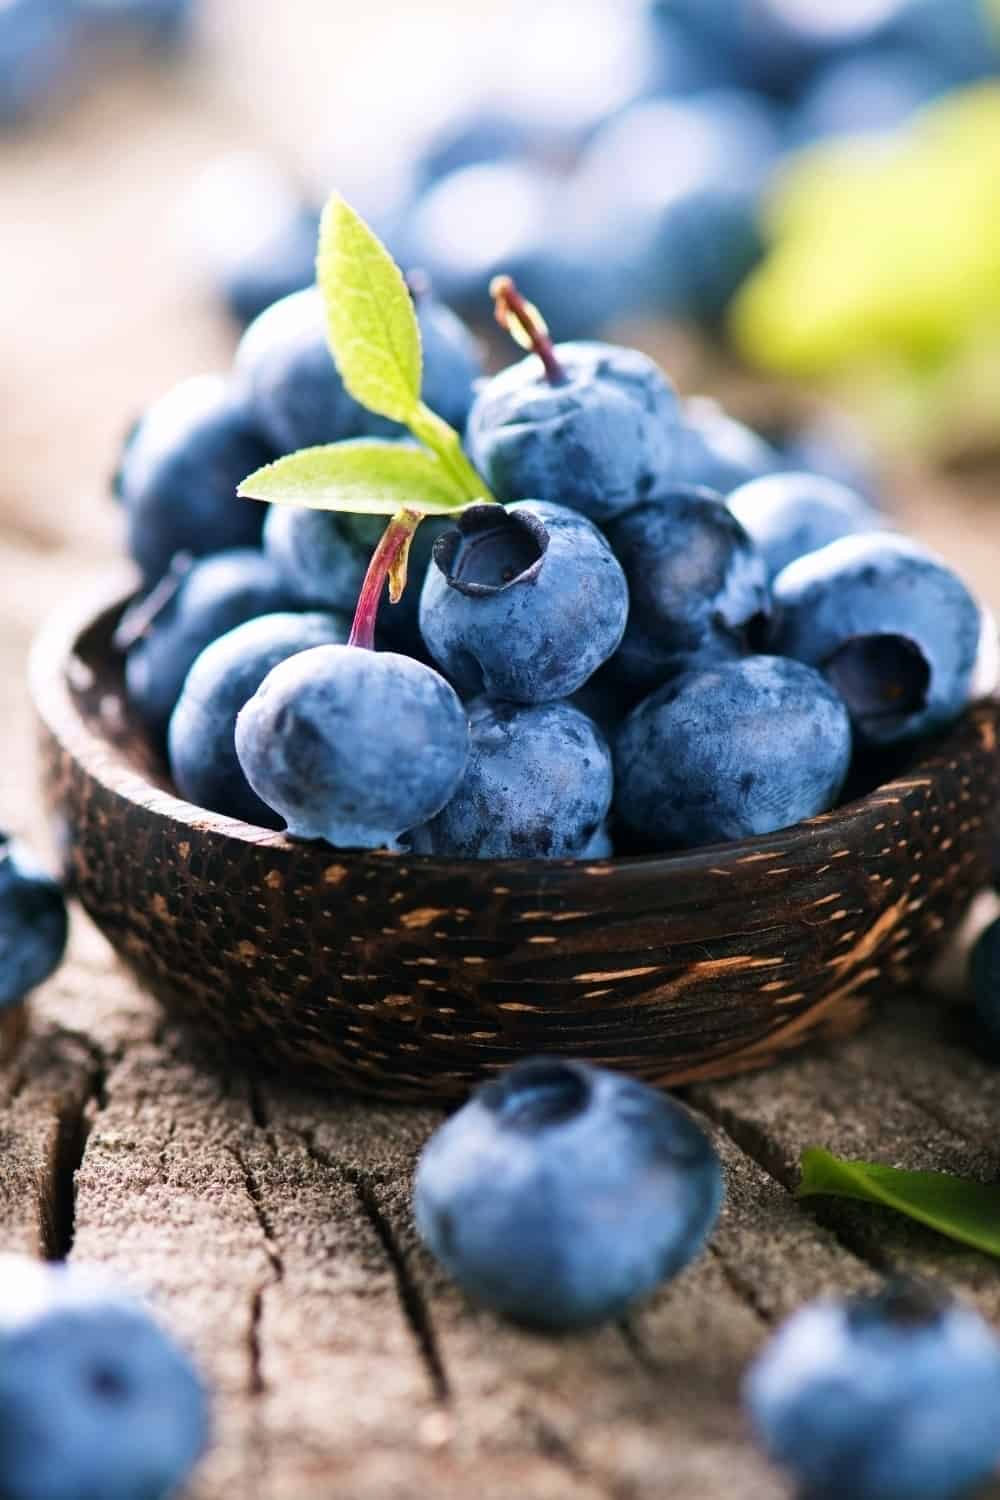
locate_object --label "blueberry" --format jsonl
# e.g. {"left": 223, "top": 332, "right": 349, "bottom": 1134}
{"left": 0, "top": 1254, "right": 208, "bottom": 1500}
{"left": 235, "top": 645, "right": 469, "bottom": 849}
{"left": 0, "top": 836, "right": 67, "bottom": 1010}
{"left": 167, "top": 610, "right": 349, "bottom": 826}
{"left": 882, "top": 0, "right": 1000, "bottom": 88}
{"left": 565, "top": 94, "right": 780, "bottom": 323}
{"left": 788, "top": 49, "right": 948, "bottom": 149}
{"left": 605, "top": 487, "right": 771, "bottom": 701}
{"left": 773, "top": 533, "right": 992, "bottom": 745}
{"left": 263, "top": 498, "right": 451, "bottom": 657}
{"left": 774, "top": 408, "right": 879, "bottom": 501}
{"left": 728, "top": 472, "right": 886, "bottom": 581}
{"left": 411, "top": 699, "right": 612, "bottom": 860}
{"left": 670, "top": 398, "right": 782, "bottom": 496}
{"left": 614, "top": 656, "right": 852, "bottom": 851}
{"left": 419, "top": 501, "right": 629, "bottom": 704}
{"left": 0, "top": 1, "right": 75, "bottom": 130}
{"left": 414, "top": 1057, "right": 724, "bottom": 1332}
{"left": 183, "top": 154, "right": 319, "bottom": 328}
{"left": 411, "top": 106, "right": 534, "bottom": 190}
{"left": 399, "top": 162, "right": 617, "bottom": 340}
{"left": 466, "top": 342, "right": 680, "bottom": 525}
{"left": 124, "top": 549, "right": 298, "bottom": 739}
{"left": 745, "top": 1279, "right": 1000, "bottom": 1500}
{"left": 118, "top": 375, "right": 273, "bottom": 587}
{"left": 236, "top": 284, "right": 483, "bottom": 454}
{"left": 233, "top": 288, "right": 365, "bottom": 454}
{"left": 969, "top": 917, "right": 1000, "bottom": 1051}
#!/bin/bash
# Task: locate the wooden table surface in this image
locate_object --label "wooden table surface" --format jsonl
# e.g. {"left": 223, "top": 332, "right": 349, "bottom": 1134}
{"left": 4, "top": 6, "right": 1000, "bottom": 1497}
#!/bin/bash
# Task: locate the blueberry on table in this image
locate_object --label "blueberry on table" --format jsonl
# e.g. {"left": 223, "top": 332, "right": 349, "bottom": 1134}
{"left": 0, "top": 836, "right": 67, "bottom": 1010}
{"left": 123, "top": 548, "right": 298, "bottom": 739}
{"left": 466, "top": 283, "right": 679, "bottom": 525}
{"left": 118, "top": 374, "right": 273, "bottom": 587}
{"left": 614, "top": 655, "right": 853, "bottom": 851}
{"left": 728, "top": 471, "right": 885, "bottom": 581}
{"left": 605, "top": 486, "right": 770, "bottom": 701}
{"left": 969, "top": 917, "right": 1000, "bottom": 1051}
{"left": 745, "top": 1279, "right": 1000, "bottom": 1500}
{"left": 168, "top": 610, "right": 349, "bottom": 826}
{"left": 414, "top": 1058, "right": 723, "bottom": 1332}
{"left": 773, "top": 533, "right": 993, "bottom": 745}
{"left": 0, "top": 1254, "right": 208, "bottom": 1500}
{"left": 419, "top": 501, "right": 629, "bottom": 704}
{"left": 236, "top": 283, "right": 483, "bottom": 456}
{"left": 411, "top": 699, "right": 613, "bottom": 860}
{"left": 670, "top": 397, "right": 782, "bottom": 496}
{"left": 235, "top": 645, "right": 469, "bottom": 850}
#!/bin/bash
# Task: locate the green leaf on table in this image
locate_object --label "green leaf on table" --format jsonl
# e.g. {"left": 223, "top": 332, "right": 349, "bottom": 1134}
{"left": 798, "top": 1147, "right": 1000, "bottom": 1258}
{"left": 237, "top": 440, "right": 469, "bottom": 517}
{"left": 316, "top": 194, "right": 422, "bottom": 425}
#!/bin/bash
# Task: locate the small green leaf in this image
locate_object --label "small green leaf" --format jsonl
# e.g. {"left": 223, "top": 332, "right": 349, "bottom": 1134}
{"left": 238, "top": 441, "right": 468, "bottom": 517}
{"left": 317, "top": 195, "right": 422, "bottom": 425}
{"left": 798, "top": 1148, "right": 1000, "bottom": 1258}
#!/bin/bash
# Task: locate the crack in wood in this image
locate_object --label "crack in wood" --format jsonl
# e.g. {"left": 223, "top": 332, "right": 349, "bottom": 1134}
{"left": 290, "top": 1126, "right": 451, "bottom": 1405}
{"left": 40, "top": 1045, "right": 107, "bottom": 1262}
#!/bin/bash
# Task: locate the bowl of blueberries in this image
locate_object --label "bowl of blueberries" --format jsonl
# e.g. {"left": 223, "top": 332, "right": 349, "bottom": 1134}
{"left": 31, "top": 198, "right": 1000, "bottom": 1103}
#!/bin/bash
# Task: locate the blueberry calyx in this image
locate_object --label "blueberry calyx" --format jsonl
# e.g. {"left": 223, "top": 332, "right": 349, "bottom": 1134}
{"left": 824, "top": 633, "right": 930, "bottom": 737}
{"left": 479, "top": 1058, "right": 592, "bottom": 1132}
{"left": 846, "top": 1276, "right": 947, "bottom": 1333}
{"left": 491, "top": 274, "right": 567, "bottom": 386}
{"left": 432, "top": 503, "right": 548, "bottom": 597}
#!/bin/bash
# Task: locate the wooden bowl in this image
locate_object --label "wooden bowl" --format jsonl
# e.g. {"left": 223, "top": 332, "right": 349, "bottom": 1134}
{"left": 31, "top": 577, "right": 1000, "bottom": 1103}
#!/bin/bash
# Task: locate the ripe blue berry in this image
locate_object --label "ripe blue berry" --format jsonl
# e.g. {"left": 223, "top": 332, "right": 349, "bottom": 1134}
{"left": 566, "top": 93, "right": 780, "bottom": 323}
{"left": 124, "top": 549, "right": 298, "bottom": 739}
{"left": 745, "top": 1280, "right": 1000, "bottom": 1500}
{"left": 605, "top": 486, "right": 770, "bottom": 701}
{"left": 969, "top": 917, "right": 1000, "bottom": 1051}
{"left": 236, "top": 284, "right": 483, "bottom": 455}
{"left": 419, "top": 501, "right": 629, "bottom": 704}
{"left": 773, "top": 534, "right": 992, "bottom": 745}
{"left": 0, "top": 1254, "right": 208, "bottom": 1500}
{"left": 167, "top": 611, "right": 349, "bottom": 826}
{"left": 466, "top": 340, "right": 680, "bottom": 525}
{"left": 728, "top": 472, "right": 885, "bottom": 581}
{"left": 411, "top": 699, "right": 612, "bottom": 860}
{"left": 0, "top": 836, "right": 67, "bottom": 1010}
{"left": 235, "top": 645, "right": 469, "bottom": 849}
{"left": 414, "top": 1058, "right": 724, "bottom": 1332}
{"left": 614, "top": 655, "right": 852, "bottom": 851}
{"left": 670, "top": 398, "right": 781, "bottom": 496}
{"left": 789, "top": 50, "right": 947, "bottom": 148}
{"left": 0, "top": 1, "right": 74, "bottom": 129}
{"left": 118, "top": 375, "right": 272, "bottom": 587}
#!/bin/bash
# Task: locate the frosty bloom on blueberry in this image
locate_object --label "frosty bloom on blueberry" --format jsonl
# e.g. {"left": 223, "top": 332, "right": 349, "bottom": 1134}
{"left": 419, "top": 501, "right": 629, "bottom": 703}
{"left": 0, "top": 1254, "right": 208, "bottom": 1500}
{"left": 414, "top": 1058, "right": 724, "bottom": 1332}
{"left": 0, "top": 834, "right": 67, "bottom": 1011}
{"left": 745, "top": 1279, "right": 1000, "bottom": 1500}
{"left": 728, "top": 470, "right": 886, "bottom": 581}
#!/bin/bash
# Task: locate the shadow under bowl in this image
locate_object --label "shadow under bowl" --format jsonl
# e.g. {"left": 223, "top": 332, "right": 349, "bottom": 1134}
{"left": 30, "top": 577, "right": 1000, "bottom": 1103}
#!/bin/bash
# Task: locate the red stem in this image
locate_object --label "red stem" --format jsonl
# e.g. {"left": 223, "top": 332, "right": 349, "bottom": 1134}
{"left": 348, "top": 510, "right": 423, "bottom": 650}
{"left": 491, "top": 275, "right": 566, "bottom": 385}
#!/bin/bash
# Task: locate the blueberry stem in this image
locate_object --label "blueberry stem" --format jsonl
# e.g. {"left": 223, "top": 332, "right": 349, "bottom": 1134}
{"left": 348, "top": 508, "right": 424, "bottom": 650}
{"left": 490, "top": 275, "right": 566, "bottom": 386}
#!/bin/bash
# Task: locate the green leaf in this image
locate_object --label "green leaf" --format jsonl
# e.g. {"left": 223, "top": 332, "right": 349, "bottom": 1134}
{"left": 316, "top": 195, "right": 422, "bottom": 425}
{"left": 237, "top": 440, "right": 468, "bottom": 517}
{"left": 798, "top": 1148, "right": 1000, "bottom": 1258}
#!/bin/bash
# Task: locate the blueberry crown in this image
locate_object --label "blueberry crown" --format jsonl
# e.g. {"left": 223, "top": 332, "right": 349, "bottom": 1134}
{"left": 479, "top": 1058, "right": 592, "bottom": 1132}
{"left": 433, "top": 504, "right": 548, "bottom": 598}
